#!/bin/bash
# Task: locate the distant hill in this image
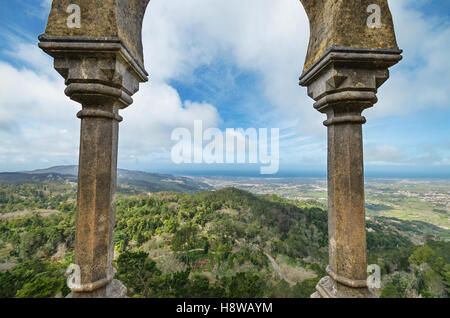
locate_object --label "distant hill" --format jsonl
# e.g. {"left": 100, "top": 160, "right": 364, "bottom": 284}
{"left": 0, "top": 172, "right": 75, "bottom": 184}
{"left": 28, "top": 165, "right": 78, "bottom": 176}
{"left": 0, "top": 166, "right": 211, "bottom": 194}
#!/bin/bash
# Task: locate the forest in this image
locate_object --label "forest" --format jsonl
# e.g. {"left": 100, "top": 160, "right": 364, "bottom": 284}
{"left": 0, "top": 182, "right": 449, "bottom": 298}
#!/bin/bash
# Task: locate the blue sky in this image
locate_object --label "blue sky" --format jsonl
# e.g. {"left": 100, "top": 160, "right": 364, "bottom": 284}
{"left": 0, "top": 0, "right": 449, "bottom": 177}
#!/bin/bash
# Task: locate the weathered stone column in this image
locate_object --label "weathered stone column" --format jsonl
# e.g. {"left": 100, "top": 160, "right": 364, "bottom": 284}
{"left": 38, "top": 36, "right": 148, "bottom": 297}
{"left": 298, "top": 0, "right": 402, "bottom": 298}
{"left": 300, "top": 47, "right": 402, "bottom": 297}
{"left": 39, "top": 0, "right": 149, "bottom": 298}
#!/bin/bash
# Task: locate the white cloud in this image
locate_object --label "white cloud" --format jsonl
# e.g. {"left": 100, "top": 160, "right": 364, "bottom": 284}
{"left": 119, "top": 82, "right": 222, "bottom": 162}
{"left": 366, "top": 145, "right": 408, "bottom": 165}
{"left": 4, "top": 42, "right": 55, "bottom": 76}
{"left": 42, "top": 0, "right": 52, "bottom": 8}
{"left": 0, "top": 0, "right": 449, "bottom": 170}
{"left": 367, "top": 0, "right": 450, "bottom": 118}
{"left": 141, "top": 0, "right": 450, "bottom": 139}
{"left": 0, "top": 28, "right": 223, "bottom": 170}
{"left": 119, "top": 0, "right": 318, "bottom": 166}
{"left": 365, "top": 142, "right": 450, "bottom": 166}
{"left": 141, "top": 0, "right": 320, "bottom": 135}
{"left": 0, "top": 59, "right": 80, "bottom": 170}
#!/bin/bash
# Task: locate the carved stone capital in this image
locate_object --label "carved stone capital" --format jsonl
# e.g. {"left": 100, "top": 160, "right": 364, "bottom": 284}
{"left": 300, "top": 47, "right": 402, "bottom": 126}
{"left": 38, "top": 36, "right": 148, "bottom": 110}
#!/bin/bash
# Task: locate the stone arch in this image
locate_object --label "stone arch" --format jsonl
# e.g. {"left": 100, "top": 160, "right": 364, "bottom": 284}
{"left": 39, "top": 0, "right": 402, "bottom": 298}
{"left": 41, "top": 0, "right": 399, "bottom": 79}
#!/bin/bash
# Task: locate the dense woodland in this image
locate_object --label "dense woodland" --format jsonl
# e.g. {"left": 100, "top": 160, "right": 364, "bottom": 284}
{"left": 0, "top": 182, "right": 449, "bottom": 298}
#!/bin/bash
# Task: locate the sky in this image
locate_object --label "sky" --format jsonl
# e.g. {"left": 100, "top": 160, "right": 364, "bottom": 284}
{"left": 0, "top": 0, "right": 449, "bottom": 178}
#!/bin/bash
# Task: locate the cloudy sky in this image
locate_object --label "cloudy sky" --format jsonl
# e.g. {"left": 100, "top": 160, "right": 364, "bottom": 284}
{"left": 0, "top": 0, "right": 449, "bottom": 177}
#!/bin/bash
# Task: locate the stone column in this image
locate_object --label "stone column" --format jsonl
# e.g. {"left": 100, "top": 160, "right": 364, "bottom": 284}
{"left": 300, "top": 47, "right": 402, "bottom": 298}
{"left": 39, "top": 36, "right": 148, "bottom": 297}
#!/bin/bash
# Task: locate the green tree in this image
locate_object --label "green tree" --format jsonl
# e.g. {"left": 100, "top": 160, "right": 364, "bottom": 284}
{"left": 16, "top": 276, "right": 64, "bottom": 298}
{"left": 225, "top": 273, "right": 265, "bottom": 298}
{"left": 171, "top": 225, "right": 198, "bottom": 251}
{"left": 409, "top": 245, "right": 435, "bottom": 266}
{"left": 293, "top": 277, "right": 321, "bottom": 298}
{"left": 380, "top": 283, "right": 401, "bottom": 298}
{"left": 116, "top": 251, "right": 161, "bottom": 297}
{"left": 443, "top": 264, "right": 450, "bottom": 294}
{"left": 0, "top": 260, "right": 69, "bottom": 298}
{"left": 423, "top": 270, "right": 446, "bottom": 298}
{"left": 188, "top": 274, "right": 213, "bottom": 298}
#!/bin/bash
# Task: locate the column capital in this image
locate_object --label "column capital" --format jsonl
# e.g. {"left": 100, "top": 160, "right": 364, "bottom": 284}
{"left": 38, "top": 35, "right": 148, "bottom": 109}
{"left": 300, "top": 47, "right": 402, "bottom": 126}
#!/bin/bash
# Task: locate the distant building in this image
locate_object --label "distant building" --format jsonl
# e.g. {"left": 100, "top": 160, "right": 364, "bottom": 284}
{"left": 424, "top": 235, "right": 442, "bottom": 242}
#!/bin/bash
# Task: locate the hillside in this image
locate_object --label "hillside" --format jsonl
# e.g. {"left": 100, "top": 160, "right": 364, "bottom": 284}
{"left": 0, "top": 184, "right": 449, "bottom": 298}
{"left": 0, "top": 165, "right": 211, "bottom": 194}
{"left": 0, "top": 172, "right": 75, "bottom": 184}
{"left": 196, "top": 177, "right": 450, "bottom": 230}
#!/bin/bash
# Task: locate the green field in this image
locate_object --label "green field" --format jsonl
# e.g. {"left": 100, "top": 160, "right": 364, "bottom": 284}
{"left": 197, "top": 176, "right": 450, "bottom": 231}
{"left": 365, "top": 179, "right": 450, "bottom": 230}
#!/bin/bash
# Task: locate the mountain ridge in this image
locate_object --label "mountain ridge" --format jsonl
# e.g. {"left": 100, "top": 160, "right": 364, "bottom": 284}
{"left": 0, "top": 165, "right": 211, "bottom": 194}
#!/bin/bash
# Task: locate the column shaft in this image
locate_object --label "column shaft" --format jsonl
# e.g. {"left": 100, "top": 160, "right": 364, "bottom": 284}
{"left": 326, "top": 122, "right": 369, "bottom": 296}
{"left": 70, "top": 106, "right": 125, "bottom": 298}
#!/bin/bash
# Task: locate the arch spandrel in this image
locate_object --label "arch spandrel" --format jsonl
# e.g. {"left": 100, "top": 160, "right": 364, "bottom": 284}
{"left": 43, "top": 0, "right": 150, "bottom": 70}
{"left": 300, "top": 0, "right": 399, "bottom": 72}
